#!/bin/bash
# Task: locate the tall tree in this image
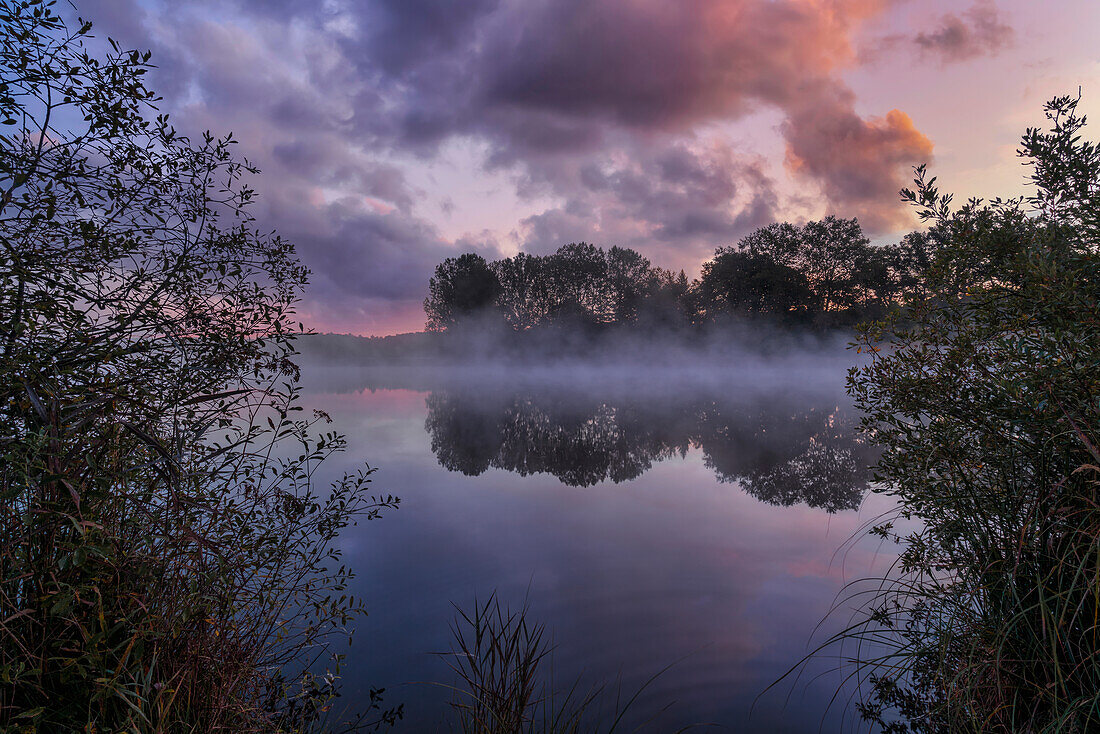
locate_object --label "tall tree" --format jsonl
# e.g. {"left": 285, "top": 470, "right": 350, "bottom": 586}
{"left": 697, "top": 248, "right": 814, "bottom": 320}
{"left": 424, "top": 252, "right": 502, "bottom": 331}
{"left": 606, "top": 245, "right": 656, "bottom": 322}
{"left": 492, "top": 252, "right": 551, "bottom": 330}
{"left": 737, "top": 216, "right": 873, "bottom": 314}
{"left": 545, "top": 242, "right": 612, "bottom": 324}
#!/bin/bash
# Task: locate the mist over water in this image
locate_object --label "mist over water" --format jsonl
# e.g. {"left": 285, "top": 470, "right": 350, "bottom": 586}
{"left": 295, "top": 330, "right": 895, "bottom": 731}
{"left": 296, "top": 317, "right": 861, "bottom": 389}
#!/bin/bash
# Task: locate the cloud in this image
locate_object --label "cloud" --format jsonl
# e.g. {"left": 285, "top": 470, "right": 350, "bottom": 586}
{"left": 230, "top": 0, "right": 923, "bottom": 238}
{"left": 352, "top": 0, "right": 501, "bottom": 76}
{"left": 914, "top": 1, "right": 1014, "bottom": 63}
{"left": 270, "top": 139, "right": 418, "bottom": 212}
{"left": 71, "top": 0, "right": 480, "bottom": 331}
{"left": 386, "top": 0, "right": 926, "bottom": 233}
{"left": 782, "top": 85, "right": 934, "bottom": 232}
{"left": 70, "top": 0, "right": 939, "bottom": 332}
{"left": 460, "top": 0, "right": 888, "bottom": 162}
{"left": 268, "top": 189, "right": 507, "bottom": 333}
{"left": 480, "top": 0, "right": 872, "bottom": 131}
{"left": 515, "top": 141, "right": 779, "bottom": 263}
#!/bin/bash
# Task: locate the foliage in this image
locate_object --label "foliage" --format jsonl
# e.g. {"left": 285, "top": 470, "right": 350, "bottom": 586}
{"left": 445, "top": 594, "right": 552, "bottom": 734}
{"left": 0, "top": 2, "right": 397, "bottom": 731}
{"left": 695, "top": 216, "right": 921, "bottom": 327}
{"left": 424, "top": 243, "right": 689, "bottom": 332}
{"left": 425, "top": 253, "right": 502, "bottom": 332}
{"left": 491, "top": 252, "right": 553, "bottom": 331}
{"left": 841, "top": 95, "right": 1100, "bottom": 732}
{"left": 695, "top": 247, "right": 813, "bottom": 320}
{"left": 423, "top": 219, "right": 928, "bottom": 333}
{"left": 442, "top": 594, "right": 691, "bottom": 734}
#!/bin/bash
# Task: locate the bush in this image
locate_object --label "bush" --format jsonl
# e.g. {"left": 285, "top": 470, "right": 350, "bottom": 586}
{"left": 841, "top": 95, "right": 1100, "bottom": 732}
{"left": 0, "top": 3, "right": 397, "bottom": 730}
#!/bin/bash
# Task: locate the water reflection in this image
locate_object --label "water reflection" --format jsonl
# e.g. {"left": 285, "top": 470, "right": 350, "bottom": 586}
{"left": 425, "top": 387, "right": 874, "bottom": 512}
{"left": 294, "top": 359, "right": 898, "bottom": 731}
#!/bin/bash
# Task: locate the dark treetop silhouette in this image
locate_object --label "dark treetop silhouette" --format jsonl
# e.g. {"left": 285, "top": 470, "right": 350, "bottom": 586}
{"left": 424, "top": 216, "right": 933, "bottom": 333}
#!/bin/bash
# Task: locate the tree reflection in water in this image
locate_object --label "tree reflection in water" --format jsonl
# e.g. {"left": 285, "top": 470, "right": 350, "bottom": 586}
{"left": 425, "top": 387, "right": 875, "bottom": 512}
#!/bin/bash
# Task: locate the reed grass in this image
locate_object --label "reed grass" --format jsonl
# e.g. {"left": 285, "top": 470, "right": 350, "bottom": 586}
{"left": 440, "top": 593, "right": 702, "bottom": 734}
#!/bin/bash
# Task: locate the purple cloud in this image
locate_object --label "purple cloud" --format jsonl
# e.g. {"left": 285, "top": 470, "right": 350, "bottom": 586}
{"left": 70, "top": 0, "right": 936, "bottom": 332}
{"left": 915, "top": 1, "right": 1014, "bottom": 63}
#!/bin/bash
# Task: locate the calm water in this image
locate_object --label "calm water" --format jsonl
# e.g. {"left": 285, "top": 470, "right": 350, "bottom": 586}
{"left": 298, "top": 354, "right": 897, "bottom": 732}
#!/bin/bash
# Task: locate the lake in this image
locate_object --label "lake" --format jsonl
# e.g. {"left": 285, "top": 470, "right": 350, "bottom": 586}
{"left": 297, "top": 349, "right": 897, "bottom": 732}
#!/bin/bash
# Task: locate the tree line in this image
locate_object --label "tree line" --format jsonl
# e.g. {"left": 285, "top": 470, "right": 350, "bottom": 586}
{"left": 424, "top": 216, "right": 936, "bottom": 332}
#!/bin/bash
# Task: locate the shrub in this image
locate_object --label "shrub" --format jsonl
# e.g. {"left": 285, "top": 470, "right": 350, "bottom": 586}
{"left": 841, "top": 95, "right": 1100, "bottom": 732}
{"left": 0, "top": 3, "right": 397, "bottom": 730}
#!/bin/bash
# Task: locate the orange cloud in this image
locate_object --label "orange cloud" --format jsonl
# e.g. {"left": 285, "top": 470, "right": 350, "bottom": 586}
{"left": 485, "top": 0, "right": 933, "bottom": 233}
{"left": 784, "top": 93, "right": 934, "bottom": 232}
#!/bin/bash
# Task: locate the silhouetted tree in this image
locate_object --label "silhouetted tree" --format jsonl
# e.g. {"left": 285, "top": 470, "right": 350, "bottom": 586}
{"left": 492, "top": 252, "right": 551, "bottom": 330}
{"left": 796, "top": 216, "right": 869, "bottom": 312}
{"left": 638, "top": 268, "right": 692, "bottom": 328}
{"left": 606, "top": 246, "right": 657, "bottom": 322}
{"left": 422, "top": 222, "right": 928, "bottom": 332}
{"left": 696, "top": 248, "right": 814, "bottom": 320}
{"left": 471, "top": 243, "right": 666, "bottom": 331}
{"left": 424, "top": 253, "right": 502, "bottom": 331}
{"left": 735, "top": 216, "right": 871, "bottom": 317}
{"left": 883, "top": 229, "right": 938, "bottom": 302}
{"left": 692, "top": 216, "right": 925, "bottom": 326}
{"left": 545, "top": 242, "right": 613, "bottom": 324}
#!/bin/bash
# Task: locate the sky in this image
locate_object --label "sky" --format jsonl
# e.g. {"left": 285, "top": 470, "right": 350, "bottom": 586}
{"left": 74, "top": 0, "right": 1100, "bottom": 335}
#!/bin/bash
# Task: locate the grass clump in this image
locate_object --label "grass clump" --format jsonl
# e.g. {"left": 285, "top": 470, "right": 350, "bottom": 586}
{"left": 441, "top": 593, "right": 700, "bottom": 734}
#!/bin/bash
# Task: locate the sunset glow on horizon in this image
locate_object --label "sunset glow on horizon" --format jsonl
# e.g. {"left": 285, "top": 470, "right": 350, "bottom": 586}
{"left": 77, "top": 0, "right": 1100, "bottom": 334}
